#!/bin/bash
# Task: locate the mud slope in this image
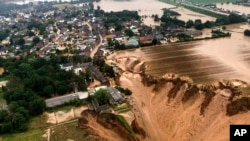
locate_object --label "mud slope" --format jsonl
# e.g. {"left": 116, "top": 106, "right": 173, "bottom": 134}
{"left": 78, "top": 110, "right": 145, "bottom": 141}
{"left": 113, "top": 57, "right": 250, "bottom": 141}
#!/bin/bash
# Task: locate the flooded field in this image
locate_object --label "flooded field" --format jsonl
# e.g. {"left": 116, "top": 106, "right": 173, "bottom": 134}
{"left": 111, "top": 23, "right": 250, "bottom": 84}
{"left": 94, "top": 0, "right": 215, "bottom": 25}
{"left": 216, "top": 3, "right": 250, "bottom": 15}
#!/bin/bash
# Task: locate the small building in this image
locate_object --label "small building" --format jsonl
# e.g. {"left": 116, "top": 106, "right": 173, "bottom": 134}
{"left": 181, "top": 30, "right": 202, "bottom": 37}
{"left": 45, "top": 91, "right": 89, "bottom": 108}
{"left": 107, "top": 87, "right": 125, "bottom": 105}
{"left": 60, "top": 63, "right": 73, "bottom": 71}
{"left": 45, "top": 93, "right": 79, "bottom": 108}
{"left": 125, "top": 38, "right": 139, "bottom": 47}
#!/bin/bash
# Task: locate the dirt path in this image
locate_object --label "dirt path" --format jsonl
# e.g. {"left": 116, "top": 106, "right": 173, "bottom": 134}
{"left": 0, "top": 67, "right": 4, "bottom": 75}
{"left": 46, "top": 106, "right": 88, "bottom": 124}
{"left": 90, "top": 34, "right": 103, "bottom": 58}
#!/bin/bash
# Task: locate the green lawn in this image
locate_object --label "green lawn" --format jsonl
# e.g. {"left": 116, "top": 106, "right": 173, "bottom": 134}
{"left": 46, "top": 105, "right": 74, "bottom": 113}
{"left": 2, "top": 115, "right": 50, "bottom": 141}
{"left": 187, "top": 0, "right": 239, "bottom": 4}
{"left": 2, "top": 129, "right": 46, "bottom": 141}
{"left": 2, "top": 115, "right": 87, "bottom": 141}
{"left": 50, "top": 121, "right": 87, "bottom": 141}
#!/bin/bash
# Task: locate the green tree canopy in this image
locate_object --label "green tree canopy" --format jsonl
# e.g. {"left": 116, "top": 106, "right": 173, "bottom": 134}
{"left": 94, "top": 89, "right": 109, "bottom": 105}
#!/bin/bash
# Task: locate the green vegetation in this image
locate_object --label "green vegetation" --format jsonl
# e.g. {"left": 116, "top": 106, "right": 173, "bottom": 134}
{"left": 0, "top": 55, "right": 90, "bottom": 134}
{"left": 187, "top": 0, "right": 239, "bottom": 4}
{"left": 93, "top": 57, "right": 115, "bottom": 77}
{"left": 2, "top": 128, "right": 45, "bottom": 141}
{"left": 114, "top": 103, "right": 131, "bottom": 113}
{"left": 182, "top": 4, "right": 226, "bottom": 18}
{"left": 0, "top": 29, "right": 10, "bottom": 41}
{"left": 177, "top": 34, "right": 193, "bottom": 42}
{"left": 116, "top": 115, "right": 137, "bottom": 141}
{"left": 161, "top": 14, "right": 185, "bottom": 27}
{"left": 2, "top": 114, "right": 49, "bottom": 141}
{"left": 0, "top": 88, "right": 4, "bottom": 103}
{"left": 244, "top": 29, "right": 250, "bottom": 36}
{"left": 94, "top": 89, "right": 109, "bottom": 105}
{"left": 103, "top": 10, "right": 140, "bottom": 29}
{"left": 212, "top": 29, "right": 231, "bottom": 38}
{"left": 162, "top": 8, "right": 181, "bottom": 16}
{"left": 2, "top": 115, "right": 86, "bottom": 141}
{"left": 50, "top": 121, "right": 88, "bottom": 141}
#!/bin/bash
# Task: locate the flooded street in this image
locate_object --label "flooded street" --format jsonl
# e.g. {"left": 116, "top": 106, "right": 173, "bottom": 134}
{"left": 112, "top": 23, "right": 250, "bottom": 84}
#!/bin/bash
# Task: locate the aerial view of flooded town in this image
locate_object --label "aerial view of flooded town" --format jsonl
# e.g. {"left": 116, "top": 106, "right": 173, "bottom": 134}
{"left": 0, "top": 0, "right": 249, "bottom": 141}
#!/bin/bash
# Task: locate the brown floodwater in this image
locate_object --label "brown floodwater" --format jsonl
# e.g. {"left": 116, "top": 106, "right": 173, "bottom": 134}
{"left": 94, "top": 0, "right": 215, "bottom": 26}
{"left": 113, "top": 23, "right": 250, "bottom": 84}
{"left": 216, "top": 3, "right": 250, "bottom": 15}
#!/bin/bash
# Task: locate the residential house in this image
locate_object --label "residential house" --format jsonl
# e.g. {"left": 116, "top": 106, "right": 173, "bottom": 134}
{"left": 181, "top": 30, "right": 202, "bottom": 37}
{"left": 60, "top": 63, "right": 74, "bottom": 71}
{"left": 107, "top": 87, "right": 125, "bottom": 105}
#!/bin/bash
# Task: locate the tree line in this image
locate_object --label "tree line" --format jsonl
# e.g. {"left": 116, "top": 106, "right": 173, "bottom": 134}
{"left": 161, "top": 12, "right": 246, "bottom": 30}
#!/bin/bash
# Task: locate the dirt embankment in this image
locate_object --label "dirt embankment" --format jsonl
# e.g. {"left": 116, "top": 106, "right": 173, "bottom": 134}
{"left": 78, "top": 110, "right": 145, "bottom": 141}
{"left": 110, "top": 56, "right": 250, "bottom": 141}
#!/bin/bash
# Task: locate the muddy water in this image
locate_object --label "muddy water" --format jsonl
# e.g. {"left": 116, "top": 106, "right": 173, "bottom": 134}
{"left": 94, "top": 0, "right": 215, "bottom": 26}
{"left": 6, "top": 0, "right": 75, "bottom": 5}
{"left": 113, "top": 23, "right": 250, "bottom": 84}
{"left": 216, "top": 3, "right": 250, "bottom": 15}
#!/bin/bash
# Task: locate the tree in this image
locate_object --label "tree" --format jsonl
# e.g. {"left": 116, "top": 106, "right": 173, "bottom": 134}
{"left": 17, "top": 38, "right": 25, "bottom": 46}
{"left": 204, "top": 20, "right": 214, "bottom": 28}
{"left": 32, "top": 36, "right": 40, "bottom": 44}
{"left": 186, "top": 20, "right": 194, "bottom": 28}
{"left": 29, "top": 98, "right": 45, "bottom": 116}
{"left": 154, "top": 14, "right": 160, "bottom": 22}
{"left": 228, "top": 13, "right": 246, "bottom": 24}
{"left": 125, "top": 29, "right": 134, "bottom": 37}
{"left": 12, "top": 112, "right": 27, "bottom": 131}
{"left": 152, "top": 38, "right": 157, "bottom": 46}
{"left": 0, "top": 110, "right": 9, "bottom": 122}
{"left": 244, "top": 29, "right": 250, "bottom": 36}
{"left": 42, "top": 85, "right": 54, "bottom": 97}
{"left": 26, "top": 30, "right": 35, "bottom": 37}
{"left": 194, "top": 19, "right": 204, "bottom": 30}
{"left": 94, "top": 89, "right": 109, "bottom": 105}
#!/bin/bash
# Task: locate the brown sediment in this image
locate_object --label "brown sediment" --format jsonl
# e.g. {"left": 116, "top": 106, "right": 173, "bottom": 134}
{"left": 78, "top": 110, "right": 137, "bottom": 141}
{"left": 0, "top": 67, "right": 4, "bottom": 75}
{"left": 107, "top": 55, "right": 250, "bottom": 141}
